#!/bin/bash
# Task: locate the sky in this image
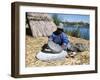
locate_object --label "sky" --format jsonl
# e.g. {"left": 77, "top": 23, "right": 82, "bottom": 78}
{"left": 49, "top": 13, "right": 90, "bottom": 23}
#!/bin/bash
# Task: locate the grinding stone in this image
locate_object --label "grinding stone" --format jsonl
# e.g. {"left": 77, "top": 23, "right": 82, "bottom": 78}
{"left": 48, "top": 40, "right": 63, "bottom": 53}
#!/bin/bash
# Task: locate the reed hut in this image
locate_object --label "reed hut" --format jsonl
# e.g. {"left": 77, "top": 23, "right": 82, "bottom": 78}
{"left": 26, "top": 12, "right": 57, "bottom": 37}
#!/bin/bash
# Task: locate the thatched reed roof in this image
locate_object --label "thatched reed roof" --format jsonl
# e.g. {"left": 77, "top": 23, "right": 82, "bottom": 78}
{"left": 26, "top": 13, "right": 57, "bottom": 37}
{"left": 27, "top": 13, "right": 53, "bottom": 21}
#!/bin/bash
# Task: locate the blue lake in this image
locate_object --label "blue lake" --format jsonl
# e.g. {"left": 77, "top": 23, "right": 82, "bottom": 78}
{"left": 64, "top": 26, "right": 90, "bottom": 40}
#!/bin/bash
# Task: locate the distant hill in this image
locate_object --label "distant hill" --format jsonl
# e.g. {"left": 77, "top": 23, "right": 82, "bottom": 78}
{"left": 61, "top": 21, "right": 89, "bottom": 27}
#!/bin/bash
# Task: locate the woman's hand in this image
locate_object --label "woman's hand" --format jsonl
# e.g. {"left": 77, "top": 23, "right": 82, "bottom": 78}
{"left": 61, "top": 44, "right": 66, "bottom": 49}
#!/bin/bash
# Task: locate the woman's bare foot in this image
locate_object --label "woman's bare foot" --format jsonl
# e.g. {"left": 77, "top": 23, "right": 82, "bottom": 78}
{"left": 69, "top": 52, "right": 77, "bottom": 58}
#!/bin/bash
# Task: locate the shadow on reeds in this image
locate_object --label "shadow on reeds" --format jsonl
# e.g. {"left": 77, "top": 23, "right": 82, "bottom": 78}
{"left": 26, "top": 28, "right": 32, "bottom": 36}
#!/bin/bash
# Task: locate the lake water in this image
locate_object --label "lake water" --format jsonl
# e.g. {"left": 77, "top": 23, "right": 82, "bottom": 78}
{"left": 64, "top": 26, "right": 90, "bottom": 40}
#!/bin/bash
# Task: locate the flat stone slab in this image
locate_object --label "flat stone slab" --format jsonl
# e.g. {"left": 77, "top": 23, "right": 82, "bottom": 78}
{"left": 36, "top": 50, "right": 68, "bottom": 61}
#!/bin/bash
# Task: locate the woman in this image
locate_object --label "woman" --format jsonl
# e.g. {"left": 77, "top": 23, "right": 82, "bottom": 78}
{"left": 49, "top": 23, "right": 70, "bottom": 50}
